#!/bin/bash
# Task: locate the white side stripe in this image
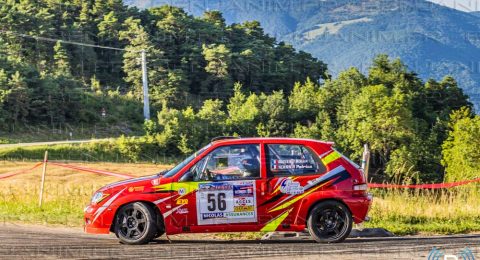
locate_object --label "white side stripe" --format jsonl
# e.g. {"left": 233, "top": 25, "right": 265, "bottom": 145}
{"left": 163, "top": 205, "right": 183, "bottom": 218}
{"left": 92, "top": 188, "right": 126, "bottom": 224}
{"left": 154, "top": 196, "right": 172, "bottom": 205}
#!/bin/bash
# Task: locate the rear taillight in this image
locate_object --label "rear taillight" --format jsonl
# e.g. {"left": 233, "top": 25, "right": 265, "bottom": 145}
{"left": 353, "top": 184, "right": 368, "bottom": 191}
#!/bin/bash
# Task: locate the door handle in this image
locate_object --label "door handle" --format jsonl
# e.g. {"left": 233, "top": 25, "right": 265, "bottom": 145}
{"left": 260, "top": 179, "right": 273, "bottom": 195}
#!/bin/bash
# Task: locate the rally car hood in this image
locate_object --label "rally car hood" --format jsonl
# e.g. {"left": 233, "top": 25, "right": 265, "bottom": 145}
{"left": 99, "top": 172, "right": 165, "bottom": 191}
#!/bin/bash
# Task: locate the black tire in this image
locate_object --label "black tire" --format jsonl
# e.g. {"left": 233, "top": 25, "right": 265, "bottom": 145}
{"left": 307, "top": 200, "right": 352, "bottom": 243}
{"left": 114, "top": 202, "right": 158, "bottom": 245}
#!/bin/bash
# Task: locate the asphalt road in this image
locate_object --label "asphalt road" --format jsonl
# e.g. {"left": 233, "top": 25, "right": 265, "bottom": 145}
{"left": 0, "top": 224, "right": 478, "bottom": 260}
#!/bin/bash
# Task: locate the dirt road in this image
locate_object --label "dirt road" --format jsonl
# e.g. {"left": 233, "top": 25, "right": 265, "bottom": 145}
{"left": 0, "top": 224, "right": 478, "bottom": 259}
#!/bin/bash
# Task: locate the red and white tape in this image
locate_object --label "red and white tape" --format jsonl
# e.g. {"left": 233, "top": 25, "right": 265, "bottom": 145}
{"left": 0, "top": 162, "right": 134, "bottom": 180}
{"left": 49, "top": 162, "right": 135, "bottom": 179}
{"left": 368, "top": 177, "right": 480, "bottom": 189}
{"left": 0, "top": 162, "right": 43, "bottom": 180}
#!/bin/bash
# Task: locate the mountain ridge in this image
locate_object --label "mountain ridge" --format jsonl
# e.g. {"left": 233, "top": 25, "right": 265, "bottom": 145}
{"left": 125, "top": 0, "right": 480, "bottom": 110}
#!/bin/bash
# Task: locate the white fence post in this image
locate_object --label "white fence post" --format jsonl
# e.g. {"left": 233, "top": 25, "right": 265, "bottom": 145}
{"left": 39, "top": 151, "right": 48, "bottom": 207}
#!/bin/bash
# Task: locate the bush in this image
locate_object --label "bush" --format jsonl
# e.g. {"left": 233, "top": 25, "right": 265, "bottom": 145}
{"left": 0, "top": 137, "right": 178, "bottom": 163}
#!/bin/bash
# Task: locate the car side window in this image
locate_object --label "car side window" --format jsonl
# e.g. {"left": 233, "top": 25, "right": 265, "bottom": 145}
{"left": 189, "top": 144, "right": 261, "bottom": 182}
{"left": 266, "top": 144, "right": 326, "bottom": 176}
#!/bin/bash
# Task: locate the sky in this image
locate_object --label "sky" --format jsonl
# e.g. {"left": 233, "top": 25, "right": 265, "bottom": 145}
{"left": 428, "top": 0, "right": 480, "bottom": 11}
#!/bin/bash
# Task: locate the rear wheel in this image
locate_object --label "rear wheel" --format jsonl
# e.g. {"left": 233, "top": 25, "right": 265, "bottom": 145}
{"left": 114, "top": 202, "right": 157, "bottom": 245}
{"left": 307, "top": 200, "right": 352, "bottom": 243}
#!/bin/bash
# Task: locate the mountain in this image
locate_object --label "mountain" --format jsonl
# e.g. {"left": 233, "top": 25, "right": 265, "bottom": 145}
{"left": 125, "top": 0, "right": 480, "bottom": 110}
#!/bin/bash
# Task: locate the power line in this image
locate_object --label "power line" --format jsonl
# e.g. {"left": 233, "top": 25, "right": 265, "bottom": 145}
{"left": 0, "top": 30, "right": 141, "bottom": 52}
{"left": 0, "top": 29, "right": 150, "bottom": 120}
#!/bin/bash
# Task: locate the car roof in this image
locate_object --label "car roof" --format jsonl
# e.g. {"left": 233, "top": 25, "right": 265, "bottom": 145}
{"left": 211, "top": 137, "right": 334, "bottom": 146}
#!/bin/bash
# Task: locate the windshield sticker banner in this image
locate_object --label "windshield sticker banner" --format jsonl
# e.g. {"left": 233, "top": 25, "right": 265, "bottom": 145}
{"left": 196, "top": 180, "right": 257, "bottom": 225}
{"left": 271, "top": 159, "right": 314, "bottom": 171}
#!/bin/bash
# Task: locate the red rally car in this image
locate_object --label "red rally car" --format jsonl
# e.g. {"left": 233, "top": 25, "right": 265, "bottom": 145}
{"left": 84, "top": 137, "right": 372, "bottom": 244}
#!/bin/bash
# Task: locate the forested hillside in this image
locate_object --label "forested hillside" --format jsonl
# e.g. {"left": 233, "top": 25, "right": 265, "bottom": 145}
{"left": 0, "top": 0, "right": 326, "bottom": 130}
{"left": 1, "top": 1, "right": 478, "bottom": 182}
{"left": 128, "top": 0, "right": 480, "bottom": 111}
{"left": 142, "top": 55, "right": 472, "bottom": 182}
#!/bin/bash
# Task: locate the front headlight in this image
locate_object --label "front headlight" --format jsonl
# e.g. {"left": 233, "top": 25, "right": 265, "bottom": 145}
{"left": 91, "top": 192, "right": 109, "bottom": 204}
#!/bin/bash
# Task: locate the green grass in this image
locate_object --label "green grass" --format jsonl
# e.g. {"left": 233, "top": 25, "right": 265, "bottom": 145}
{"left": 364, "top": 187, "right": 480, "bottom": 235}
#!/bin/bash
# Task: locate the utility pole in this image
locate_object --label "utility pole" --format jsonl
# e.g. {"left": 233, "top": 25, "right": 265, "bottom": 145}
{"left": 141, "top": 50, "right": 150, "bottom": 120}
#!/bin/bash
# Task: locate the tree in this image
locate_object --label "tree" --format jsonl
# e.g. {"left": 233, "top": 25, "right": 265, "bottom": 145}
{"left": 289, "top": 78, "right": 320, "bottom": 122}
{"left": 53, "top": 42, "right": 72, "bottom": 77}
{"left": 442, "top": 107, "right": 480, "bottom": 181}
{"left": 226, "top": 83, "right": 261, "bottom": 136}
{"left": 197, "top": 99, "right": 227, "bottom": 140}
{"left": 119, "top": 17, "right": 166, "bottom": 100}
{"left": 257, "top": 91, "right": 290, "bottom": 137}
{"left": 97, "top": 11, "right": 120, "bottom": 41}
{"left": 202, "top": 43, "right": 232, "bottom": 95}
{"left": 337, "top": 84, "right": 416, "bottom": 179}
{"left": 4, "top": 71, "right": 30, "bottom": 125}
{"left": 442, "top": 107, "right": 480, "bottom": 182}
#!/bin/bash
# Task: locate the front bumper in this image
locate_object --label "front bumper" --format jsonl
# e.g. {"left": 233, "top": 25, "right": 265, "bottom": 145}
{"left": 84, "top": 205, "right": 117, "bottom": 234}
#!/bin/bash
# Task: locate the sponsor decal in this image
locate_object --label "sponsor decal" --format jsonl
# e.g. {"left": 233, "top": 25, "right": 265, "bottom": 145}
{"left": 178, "top": 188, "right": 186, "bottom": 195}
{"left": 197, "top": 180, "right": 257, "bottom": 225}
{"left": 176, "top": 198, "right": 188, "bottom": 205}
{"left": 234, "top": 205, "right": 254, "bottom": 212}
{"left": 268, "top": 166, "right": 350, "bottom": 212}
{"left": 176, "top": 208, "right": 189, "bottom": 214}
{"left": 202, "top": 212, "right": 225, "bottom": 219}
{"left": 233, "top": 185, "right": 254, "bottom": 197}
{"left": 280, "top": 179, "right": 305, "bottom": 195}
{"left": 234, "top": 197, "right": 253, "bottom": 206}
{"left": 199, "top": 183, "right": 233, "bottom": 191}
{"left": 225, "top": 212, "right": 255, "bottom": 218}
{"left": 151, "top": 178, "right": 160, "bottom": 186}
{"left": 128, "top": 186, "right": 144, "bottom": 192}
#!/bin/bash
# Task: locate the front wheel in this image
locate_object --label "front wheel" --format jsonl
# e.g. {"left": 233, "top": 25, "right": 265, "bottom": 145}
{"left": 114, "top": 202, "right": 158, "bottom": 245}
{"left": 307, "top": 200, "right": 352, "bottom": 243}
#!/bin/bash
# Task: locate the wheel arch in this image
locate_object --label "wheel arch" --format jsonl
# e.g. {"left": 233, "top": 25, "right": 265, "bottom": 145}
{"left": 109, "top": 200, "right": 164, "bottom": 233}
{"left": 305, "top": 198, "right": 352, "bottom": 225}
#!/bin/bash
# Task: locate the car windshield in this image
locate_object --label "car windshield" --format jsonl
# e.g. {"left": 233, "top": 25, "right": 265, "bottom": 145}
{"left": 162, "top": 144, "right": 211, "bottom": 178}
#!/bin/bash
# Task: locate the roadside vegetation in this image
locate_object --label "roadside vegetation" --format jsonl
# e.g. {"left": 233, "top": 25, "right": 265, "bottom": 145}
{"left": 1, "top": 161, "right": 479, "bottom": 235}
{"left": 1, "top": 56, "right": 477, "bottom": 184}
{"left": 0, "top": 161, "right": 167, "bottom": 226}
{"left": 0, "top": 137, "right": 178, "bottom": 163}
{"left": 365, "top": 188, "right": 480, "bottom": 235}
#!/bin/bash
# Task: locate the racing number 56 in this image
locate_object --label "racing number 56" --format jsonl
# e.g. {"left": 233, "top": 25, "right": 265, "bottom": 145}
{"left": 207, "top": 193, "right": 226, "bottom": 211}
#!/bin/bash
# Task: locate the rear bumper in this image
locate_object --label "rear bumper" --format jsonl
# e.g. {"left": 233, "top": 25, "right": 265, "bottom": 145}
{"left": 345, "top": 193, "right": 373, "bottom": 224}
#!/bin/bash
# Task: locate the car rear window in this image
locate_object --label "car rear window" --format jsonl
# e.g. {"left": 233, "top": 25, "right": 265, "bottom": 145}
{"left": 266, "top": 144, "right": 326, "bottom": 176}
